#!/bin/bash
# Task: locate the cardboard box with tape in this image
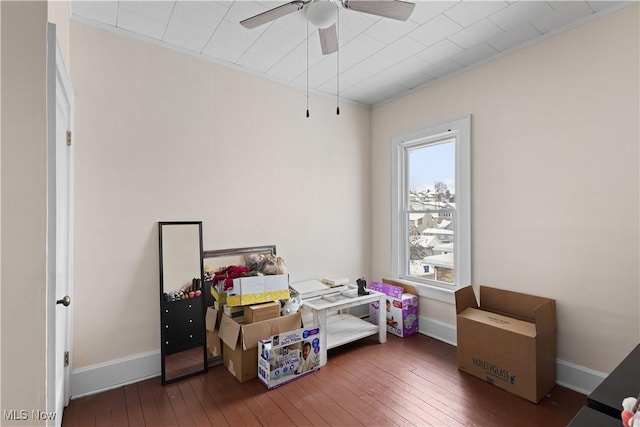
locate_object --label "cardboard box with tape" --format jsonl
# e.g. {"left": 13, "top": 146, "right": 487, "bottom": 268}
{"left": 455, "top": 285, "right": 556, "bottom": 403}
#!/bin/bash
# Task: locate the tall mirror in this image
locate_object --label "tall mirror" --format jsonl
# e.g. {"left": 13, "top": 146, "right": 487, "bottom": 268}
{"left": 158, "top": 221, "right": 207, "bottom": 384}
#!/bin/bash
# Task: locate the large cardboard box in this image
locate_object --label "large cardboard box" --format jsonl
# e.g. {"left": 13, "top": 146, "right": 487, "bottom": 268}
{"left": 257, "top": 324, "right": 321, "bottom": 389}
{"left": 369, "top": 281, "right": 418, "bottom": 337}
{"left": 455, "top": 285, "right": 557, "bottom": 403}
{"left": 205, "top": 307, "right": 222, "bottom": 358}
{"left": 218, "top": 311, "right": 302, "bottom": 382}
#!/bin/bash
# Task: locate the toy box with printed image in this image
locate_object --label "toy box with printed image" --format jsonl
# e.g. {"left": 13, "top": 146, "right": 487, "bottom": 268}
{"left": 368, "top": 281, "right": 418, "bottom": 337}
{"left": 258, "top": 324, "right": 321, "bottom": 389}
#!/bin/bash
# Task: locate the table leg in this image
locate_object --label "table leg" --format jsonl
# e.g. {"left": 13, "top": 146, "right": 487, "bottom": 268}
{"left": 318, "top": 309, "right": 328, "bottom": 367}
{"left": 378, "top": 294, "right": 387, "bottom": 344}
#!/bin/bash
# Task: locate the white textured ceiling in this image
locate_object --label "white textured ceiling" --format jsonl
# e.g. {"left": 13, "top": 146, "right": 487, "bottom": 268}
{"left": 70, "top": 1, "right": 629, "bottom": 106}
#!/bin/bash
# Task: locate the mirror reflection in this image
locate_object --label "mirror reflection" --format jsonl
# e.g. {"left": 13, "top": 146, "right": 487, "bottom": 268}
{"left": 158, "top": 221, "right": 207, "bottom": 384}
{"left": 161, "top": 223, "right": 202, "bottom": 295}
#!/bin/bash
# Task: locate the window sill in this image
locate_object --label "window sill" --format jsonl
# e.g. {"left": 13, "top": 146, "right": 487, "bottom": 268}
{"left": 387, "top": 277, "right": 456, "bottom": 305}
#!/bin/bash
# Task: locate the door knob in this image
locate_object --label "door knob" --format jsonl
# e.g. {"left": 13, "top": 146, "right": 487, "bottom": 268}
{"left": 56, "top": 296, "right": 71, "bottom": 306}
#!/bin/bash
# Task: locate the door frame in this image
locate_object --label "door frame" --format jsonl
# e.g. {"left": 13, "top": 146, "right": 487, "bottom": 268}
{"left": 45, "top": 22, "right": 74, "bottom": 426}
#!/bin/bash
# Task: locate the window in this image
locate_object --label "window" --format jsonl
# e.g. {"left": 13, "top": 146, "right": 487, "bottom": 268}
{"left": 391, "top": 116, "right": 470, "bottom": 290}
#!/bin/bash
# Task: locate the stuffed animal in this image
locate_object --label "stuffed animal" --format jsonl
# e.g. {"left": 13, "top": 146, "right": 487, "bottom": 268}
{"left": 261, "top": 254, "right": 287, "bottom": 275}
{"left": 245, "top": 253, "right": 287, "bottom": 275}
{"left": 622, "top": 395, "right": 639, "bottom": 427}
{"left": 245, "top": 253, "right": 266, "bottom": 271}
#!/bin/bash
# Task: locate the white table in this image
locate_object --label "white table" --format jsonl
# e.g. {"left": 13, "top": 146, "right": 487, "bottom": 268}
{"left": 301, "top": 287, "right": 386, "bottom": 366}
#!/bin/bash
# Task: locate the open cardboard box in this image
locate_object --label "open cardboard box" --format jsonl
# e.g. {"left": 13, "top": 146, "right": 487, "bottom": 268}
{"left": 205, "top": 307, "right": 222, "bottom": 358}
{"left": 455, "top": 285, "right": 556, "bottom": 403}
{"left": 218, "top": 311, "right": 302, "bottom": 382}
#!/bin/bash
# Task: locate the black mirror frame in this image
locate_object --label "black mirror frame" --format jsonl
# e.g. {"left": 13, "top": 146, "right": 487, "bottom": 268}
{"left": 158, "top": 221, "right": 207, "bottom": 385}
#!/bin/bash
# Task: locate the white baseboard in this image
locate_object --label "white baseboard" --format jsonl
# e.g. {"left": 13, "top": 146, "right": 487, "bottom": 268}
{"left": 70, "top": 319, "right": 608, "bottom": 398}
{"left": 419, "top": 314, "right": 457, "bottom": 346}
{"left": 418, "top": 314, "right": 607, "bottom": 395}
{"left": 556, "top": 359, "right": 606, "bottom": 395}
{"left": 70, "top": 350, "right": 161, "bottom": 399}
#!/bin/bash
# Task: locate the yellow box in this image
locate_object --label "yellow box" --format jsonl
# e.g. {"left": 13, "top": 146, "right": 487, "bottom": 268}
{"left": 211, "top": 287, "right": 227, "bottom": 303}
{"left": 211, "top": 280, "right": 289, "bottom": 307}
{"left": 226, "top": 289, "right": 290, "bottom": 307}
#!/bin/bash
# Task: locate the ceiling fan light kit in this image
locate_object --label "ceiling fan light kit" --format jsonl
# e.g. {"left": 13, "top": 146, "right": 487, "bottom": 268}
{"left": 240, "top": 0, "right": 416, "bottom": 116}
{"left": 307, "top": 1, "right": 338, "bottom": 29}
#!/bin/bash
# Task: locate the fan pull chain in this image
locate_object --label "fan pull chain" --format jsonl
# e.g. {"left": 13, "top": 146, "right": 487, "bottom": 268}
{"left": 336, "top": 6, "right": 340, "bottom": 116}
{"left": 306, "top": 14, "right": 310, "bottom": 118}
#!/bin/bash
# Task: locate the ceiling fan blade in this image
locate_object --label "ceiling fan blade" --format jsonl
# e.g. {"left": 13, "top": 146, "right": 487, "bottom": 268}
{"left": 240, "top": 1, "right": 308, "bottom": 29}
{"left": 319, "top": 24, "right": 338, "bottom": 55}
{"left": 342, "top": 0, "right": 415, "bottom": 21}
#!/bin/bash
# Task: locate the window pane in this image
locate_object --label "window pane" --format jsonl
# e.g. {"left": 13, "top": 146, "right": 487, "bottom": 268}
{"left": 407, "top": 140, "right": 455, "bottom": 285}
{"left": 407, "top": 214, "right": 455, "bottom": 284}
{"left": 408, "top": 140, "right": 455, "bottom": 207}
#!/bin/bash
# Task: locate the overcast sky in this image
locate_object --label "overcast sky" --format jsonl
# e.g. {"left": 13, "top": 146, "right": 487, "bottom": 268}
{"left": 409, "top": 140, "right": 455, "bottom": 194}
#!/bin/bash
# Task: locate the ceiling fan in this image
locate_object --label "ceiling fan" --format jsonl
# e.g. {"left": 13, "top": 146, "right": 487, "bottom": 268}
{"left": 240, "top": 0, "right": 416, "bottom": 55}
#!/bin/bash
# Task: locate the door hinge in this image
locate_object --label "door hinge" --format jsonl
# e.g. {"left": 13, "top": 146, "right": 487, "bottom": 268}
{"left": 64, "top": 351, "right": 69, "bottom": 367}
{"left": 66, "top": 130, "right": 72, "bottom": 146}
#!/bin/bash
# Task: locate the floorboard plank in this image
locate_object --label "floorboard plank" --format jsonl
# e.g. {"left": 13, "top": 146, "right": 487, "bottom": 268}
{"left": 136, "top": 379, "right": 168, "bottom": 426}
{"left": 237, "top": 376, "right": 298, "bottom": 426}
{"left": 164, "top": 382, "right": 198, "bottom": 426}
{"left": 188, "top": 376, "right": 229, "bottom": 427}
{"left": 273, "top": 376, "right": 328, "bottom": 426}
{"left": 70, "top": 394, "right": 95, "bottom": 427}
{"left": 123, "top": 384, "right": 145, "bottom": 427}
{"left": 176, "top": 379, "right": 216, "bottom": 426}
{"left": 61, "top": 397, "right": 80, "bottom": 427}
{"left": 107, "top": 387, "right": 129, "bottom": 427}
{"left": 200, "top": 366, "right": 261, "bottom": 425}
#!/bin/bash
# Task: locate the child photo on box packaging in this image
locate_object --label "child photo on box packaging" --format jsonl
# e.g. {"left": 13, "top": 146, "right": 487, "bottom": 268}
{"left": 295, "top": 341, "right": 319, "bottom": 374}
{"left": 386, "top": 299, "right": 398, "bottom": 329}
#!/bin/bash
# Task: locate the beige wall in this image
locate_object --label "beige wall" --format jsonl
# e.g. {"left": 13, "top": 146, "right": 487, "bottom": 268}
{"left": 0, "top": 1, "right": 49, "bottom": 423}
{"left": 47, "top": 0, "right": 71, "bottom": 72}
{"left": 70, "top": 22, "right": 372, "bottom": 368}
{"left": 372, "top": 5, "right": 639, "bottom": 373}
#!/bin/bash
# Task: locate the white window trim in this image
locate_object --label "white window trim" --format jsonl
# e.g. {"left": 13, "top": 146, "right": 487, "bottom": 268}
{"left": 390, "top": 116, "right": 471, "bottom": 304}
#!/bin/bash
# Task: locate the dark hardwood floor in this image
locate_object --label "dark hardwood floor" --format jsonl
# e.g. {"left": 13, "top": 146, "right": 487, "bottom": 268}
{"left": 62, "top": 334, "right": 586, "bottom": 426}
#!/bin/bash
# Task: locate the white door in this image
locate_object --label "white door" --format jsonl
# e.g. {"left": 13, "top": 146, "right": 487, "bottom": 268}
{"left": 46, "top": 23, "right": 74, "bottom": 427}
